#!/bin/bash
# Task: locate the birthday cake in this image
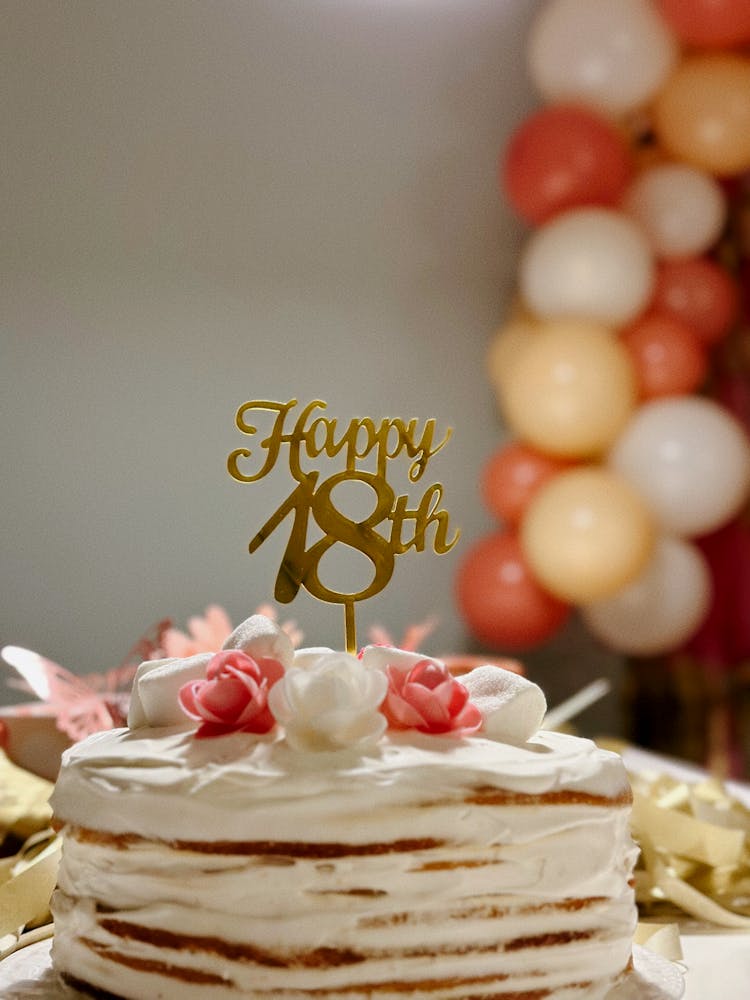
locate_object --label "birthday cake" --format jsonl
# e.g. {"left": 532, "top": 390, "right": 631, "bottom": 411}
{"left": 50, "top": 613, "right": 638, "bottom": 1000}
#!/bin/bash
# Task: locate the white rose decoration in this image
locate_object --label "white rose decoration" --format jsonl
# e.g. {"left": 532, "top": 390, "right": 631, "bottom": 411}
{"left": 268, "top": 651, "right": 387, "bottom": 752}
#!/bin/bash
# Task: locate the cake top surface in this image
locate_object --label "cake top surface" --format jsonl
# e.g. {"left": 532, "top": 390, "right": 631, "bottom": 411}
{"left": 51, "top": 614, "right": 630, "bottom": 841}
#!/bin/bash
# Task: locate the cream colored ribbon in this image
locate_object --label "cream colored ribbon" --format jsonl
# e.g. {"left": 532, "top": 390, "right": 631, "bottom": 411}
{"left": 0, "top": 830, "right": 61, "bottom": 956}
{"left": 0, "top": 749, "right": 53, "bottom": 842}
{"left": 629, "top": 770, "right": 750, "bottom": 929}
{"left": 634, "top": 921, "right": 684, "bottom": 962}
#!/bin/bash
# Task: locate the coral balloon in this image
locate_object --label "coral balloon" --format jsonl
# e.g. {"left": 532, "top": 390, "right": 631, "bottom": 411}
{"left": 520, "top": 208, "right": 655, "bottom": 326}
{"left": 481, "top": 442, "right": 571, "bottom": 525}
{"left": 486, "top": 316, "right": 539, "bottom": 398}
{"left": 582, "top": 536, "right": 711, "bottom": 656}
{"left": 455, "top": 532, "right": 571, "bottom": 650}
{"left": 620, "top": 312, "right": 708, "bottom": 400}
{"left": 609, "top": 397, "right": 750, "bottom": 537}
{"left": 501, "top": 320, "right": 637, "bottom": 458}
{"left": 521, "top": 468, "right": 654, "bottom": 604}
{"left": 655, "top": 0, "right": 750, "bottom": 48}
{"left": 623, "top": 164, "right": 727, "bottom": 259}
{"left": 651, "top": 257, "right": 739, "bottom": 346}
{"left": 654, "top": 54, "right": 750, "bottom": 176}
{"left": 502, "top": 104, "right": 633, "bottom": 225}
{"left": 528, "top": 0, "right": 677, "bottom": 115}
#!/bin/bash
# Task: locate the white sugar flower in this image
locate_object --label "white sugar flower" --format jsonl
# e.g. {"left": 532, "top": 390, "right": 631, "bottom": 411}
{"left": 268, "top": 651, "right": 387, "bottom": 752}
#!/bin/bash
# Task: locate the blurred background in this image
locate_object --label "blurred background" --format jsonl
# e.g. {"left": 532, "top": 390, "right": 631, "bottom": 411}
{"left": 2, "top": 1, "right": 557, "bottom": 696}
{"left": 3, "top": 0, "right": 750, "bottom": 764}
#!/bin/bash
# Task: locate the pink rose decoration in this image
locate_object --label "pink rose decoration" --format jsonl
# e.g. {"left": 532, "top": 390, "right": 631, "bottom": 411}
{"left": 178, "top": 650, "right": 284, "bottom": 739}
{"left": 381, "top": 659, "right": 482, "bottom": 736}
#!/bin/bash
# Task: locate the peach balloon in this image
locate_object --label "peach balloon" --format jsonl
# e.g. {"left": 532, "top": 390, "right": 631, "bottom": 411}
{"left": 582, "top": 536, "right": 711, "bottom": 656}
{"left": 620, "top": 312, "right": 708, "bottom": 400}
{"left": 654, "top": 54, "right": 750, "bottom": 176}
{"left": 521, "top": 468, "right": 654, "bottom": 604}
{"left": 486, "top": 316, "right": 539, "bottom": 398}
{"left": 520, "top": 208, "right": 655, "bottom": 326}
{"left": 622, "top": 163, "right": 726, "bottom": 259}
{"left": 501, "top": 321, "right": 637, "bottom": 458}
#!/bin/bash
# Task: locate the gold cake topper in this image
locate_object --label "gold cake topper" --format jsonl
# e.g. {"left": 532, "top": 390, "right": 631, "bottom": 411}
{"left": 228, "top": 399, "right": 459, "bottom": 653}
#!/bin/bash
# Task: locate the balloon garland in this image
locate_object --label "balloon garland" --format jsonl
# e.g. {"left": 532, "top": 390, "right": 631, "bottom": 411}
{"left": 457, "top": 0, "right": 750, "bottom": 662}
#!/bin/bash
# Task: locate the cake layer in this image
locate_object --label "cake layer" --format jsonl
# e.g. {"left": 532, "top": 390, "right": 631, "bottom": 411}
{"left": 50, "top": 727, "right": 631, "bottom": 843}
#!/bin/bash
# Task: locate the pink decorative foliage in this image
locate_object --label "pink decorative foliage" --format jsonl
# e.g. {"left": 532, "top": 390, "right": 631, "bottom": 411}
{"left": 161, "top": 605, "right": 234, "bottom": 658}
{"left": 366, "top": 616, "right": 438, "bottom": 653}
{"left": 0, "top": 620, "right": 170, "bottom": 743}
{"left": 160, "top": 604, "right": 303, "bottom": 658}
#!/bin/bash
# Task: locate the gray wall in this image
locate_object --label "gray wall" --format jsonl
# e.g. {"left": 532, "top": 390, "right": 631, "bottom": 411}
{"left": 2, "top": 0, "right": 622, "bottom": 732}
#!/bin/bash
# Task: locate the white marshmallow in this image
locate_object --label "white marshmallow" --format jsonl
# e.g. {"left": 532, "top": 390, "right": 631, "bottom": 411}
{"left": 461, "top": 666, "right": 547, "bottom": 744}
{"left": 129, "top": 615, "right": 296, "bottom": 730}
{"left": 128, "top": 653, "right": 213, "bottom": 729}
{"left": 222, "top": 614, "right": 295, "bottom": 669}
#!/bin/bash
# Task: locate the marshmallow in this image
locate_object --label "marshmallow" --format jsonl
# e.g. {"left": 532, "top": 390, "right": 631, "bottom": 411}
{"left": 129, "top": 615, "right": 297, "bottom": 730}
{"left": 128, "top": 653, "right": 213, "bottom": 729}
{"left": 461, "top": 666, "right": 547, "bottom": 744}
{"left": 222, "top": 614, "right": 295, "bottom": 669}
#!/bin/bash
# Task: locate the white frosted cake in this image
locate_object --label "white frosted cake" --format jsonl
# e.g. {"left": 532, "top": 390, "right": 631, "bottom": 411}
{"left": 50, "top": 615, "right": 638, "bottom": 999}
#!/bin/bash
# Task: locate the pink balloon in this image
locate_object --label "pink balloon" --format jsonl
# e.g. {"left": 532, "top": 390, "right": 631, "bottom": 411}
{"left": 650, "top": 257, "right": 739, "bottom": 347}
{"left": 656, "top": 0, "right": 750, "bottom": 48}
{"left": 620, "top": 312, "right": 708, "bottom": 400}
{"left": 456, "top": 532, "right": 571, "bottom": 650}
{"left": 481, "top": 442, "right": 571, "bottom": 525}
{"left": 502, "top": 104, "right": 633, "bottom": 225}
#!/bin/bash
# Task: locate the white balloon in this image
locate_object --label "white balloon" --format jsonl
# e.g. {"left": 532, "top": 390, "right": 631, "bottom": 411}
{"left": 528, "top": 0, "right": 678, "bottom": 115}
{"left": 609, "top": 397, "right": 750, "bottom": 537}
{"left": 520, "top": 208, "right": 655, "bottom": 326}
{"left": 623, "top": 164, "right": 727, "bottom": 259}
{"left": 582, "top": 536, "right": 711, "bottom": 656}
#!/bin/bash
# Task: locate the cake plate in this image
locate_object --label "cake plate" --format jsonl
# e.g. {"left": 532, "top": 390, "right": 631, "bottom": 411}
{"left": 0, "top": 940, "right": 685, "bottom": 999}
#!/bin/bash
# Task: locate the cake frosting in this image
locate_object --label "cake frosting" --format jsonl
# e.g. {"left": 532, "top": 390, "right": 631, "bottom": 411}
{"left": 50, "top": 615, "right": 638, "bottom": 1000}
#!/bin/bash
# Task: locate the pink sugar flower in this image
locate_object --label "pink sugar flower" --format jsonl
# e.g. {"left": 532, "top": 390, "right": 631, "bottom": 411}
{"left": 381, "top": 659, "right": 482, "bottom": 736}
{"left": 178, "top": 650, "right": 284, "bottom": 739}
